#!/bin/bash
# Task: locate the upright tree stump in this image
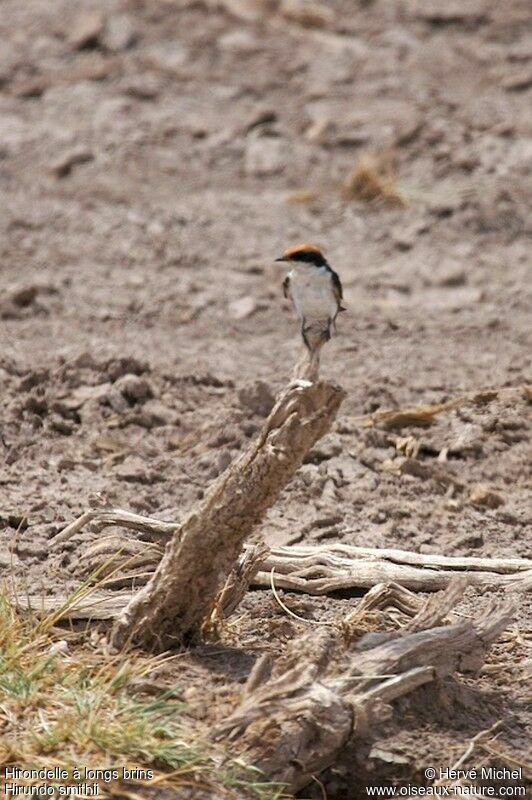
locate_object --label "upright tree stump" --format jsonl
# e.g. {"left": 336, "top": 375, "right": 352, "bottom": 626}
{"left": 111, "top": 379, "right": 345, "bottom": 650}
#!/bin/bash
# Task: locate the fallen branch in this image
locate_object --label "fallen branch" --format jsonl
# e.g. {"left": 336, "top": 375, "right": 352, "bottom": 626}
{"left": 359, "top": 399, "right": 459, "bottom": 430}
{"left": 15, "top": 539, "right": 526, "bottom": 626}
{"left": 12, "top": 580, "right": 425, "bottom": 624}
{"left": 49, "top": 507, "right": 178, "bottom": 547}
{"left": 212, "top": 582, "right": 513, "bottom": 793}
{"left": 252, "top": 543, "right": 532, "bottom": 592}
{"left": 50, "top": 507, "right": 532, "bottom": 594}
{"left": 352, "top": 386, "right": 525, "bottom": 431}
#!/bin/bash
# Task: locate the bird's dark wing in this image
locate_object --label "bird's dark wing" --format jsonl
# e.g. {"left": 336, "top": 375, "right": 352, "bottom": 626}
{"left": 283, "top": 275, "right": 291, "bottom": 300}
{"left": 331, "top": 269, "right": 346, "bottom": 311}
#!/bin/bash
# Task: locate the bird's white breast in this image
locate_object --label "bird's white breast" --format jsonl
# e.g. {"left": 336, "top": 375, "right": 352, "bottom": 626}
{"left": 288, "top": 265, "right": 337, "bottom": 321}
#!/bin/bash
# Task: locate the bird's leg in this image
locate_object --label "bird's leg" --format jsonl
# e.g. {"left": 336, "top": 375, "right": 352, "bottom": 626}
{"left": 307, "top": 344, "right": 321, "bottom": 381}
{"left": 292, "top": 345, "right": 321, "bottom": 382}
{"left": 301, "top": 320, "right": 312, "bottom": 352}
{"left": 293, "top": 320, "right": 328, "bottom": 382}
{"left": 292, "top": 347, "right": 313, "bottom": 381}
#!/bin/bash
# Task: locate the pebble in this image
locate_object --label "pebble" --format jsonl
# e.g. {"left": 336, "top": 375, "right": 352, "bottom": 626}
{"left": 218, "top": 30, "right": 261, "bottom": 53}
{"left": 68, "top": 12, "right": 104, "bottom": 50}
{"left": 279, "top": 0, "right": 334, "bottom": 27}
{"left": 114, "top": 373, "right": 153, "bottom": 403}
{"left": 412, "top": 0, "right": 488, "bottom": 25}
{"left": 144, "top": 42, "right": 188, "bottom": 74}
{"left": 244, "top": 134, "right": 288, "bottom": 176}
{"left": 228, "top": 295, "right": 257, "bottom": 319}
{"left": 391, "top": 227, "right": 416, "bottom": 251}
{"left": 326, "top": 454, "right": 366, "bottom": 487}
{"left": 8, "top": 284, "right": 39, "bottom": 307}
{"left": 208, "top": 450, "right": 233, "bottom": 478}
{"left": 61, "top": 383, "right": 111, "bottom": 410}
{"left": 0, "top": 551, "right": 20, "bottom": 570}
{"left": 359, "top": 447, "right": 394, "bottom": 470}
{"left": 419, "top": 259, "right": 467, "bottom": 288}
{"left": 49, "top": 148, "right": 94, "bottom": 178}
{"left": 219, "top": 0, "right": 271, "bottom": 22}
{"left": 114, "top": 456, "right": 151, "bottom": 484}
{"left": 49, "top": 640, "right": 70, "bottom": 656}
{"left": 105, "top": 387, "right": 129, "bottom": 414}
{"left": 127, "top": 401, "right": 176, "bottom": 429}
{"left": 49, "top": 414, "right": 74, "bottom": 436}
{"left": 469, "top": 484, "right": 504, "bottom": 509}
{"left": 102, "top": 14, "right": 137, "bottom": 52}
{"left": 122, "top": 76, "right": 160, "bottom": 101}
{"left": 436, "top": 265, "right": 467, "bottom": 288}
{"left": 106, "top": 356, "right": 149, "bottom": 381}
{"left": 321, "top": 477, "right": 337, "bottom": 503}
{"left": 419, "top": 543, "right": 438, "bottom": 555}
{"left": 453, "top": 531, "right": 484, "bottom": 549}
{"left": 141, "top": 400, "right": 176, "bottom": 426}
{"left": 502, "top": 69, "right": 532, "bottom": 92}
{"left": 419, "top": 286, "right": 483, "bottom": 312}
{"left": 12, "top": 78, "right": 48, "bottom": 98}
{"left": 305, "top": 434, "right": 343, "bottom": 464}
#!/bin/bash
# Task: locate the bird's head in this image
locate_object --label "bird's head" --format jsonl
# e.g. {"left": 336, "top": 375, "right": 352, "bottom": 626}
{"left": 275, "top": 242, "right": 327, "bottom": 267}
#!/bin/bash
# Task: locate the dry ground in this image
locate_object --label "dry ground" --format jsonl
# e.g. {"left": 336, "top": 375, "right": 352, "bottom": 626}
{"left": 0, "top": 0, "right": 531, "bottom": 798}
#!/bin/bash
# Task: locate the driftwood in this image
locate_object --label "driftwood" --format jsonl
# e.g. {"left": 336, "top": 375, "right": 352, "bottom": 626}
{"left": 10, "top": 580, "right": 419, "bottom": 624}
{"left": 209, "top": 542, "right": 270, "bottom": 624}
{"left": 14, "top": 579, "right": 427, "bottom": 626}
{"left": 24, "top": 512, "right": 529, "bottom": 626}
{"left": 10, "top": 580, "right": 423, "bottom": 633}
{"left": 109, "top": 379, "right": 345, "bottom": 650}
{"left": 50, "top": 508, "right": 532, "bottom": 594}
{"left": 253, "top": 543, "right": 532, "bottom": 592}
{"left": 49, "top": 507, "right": 178, "bottom": 547}
{"left": 212, "top": 581, "right": 513, "bottom": 793}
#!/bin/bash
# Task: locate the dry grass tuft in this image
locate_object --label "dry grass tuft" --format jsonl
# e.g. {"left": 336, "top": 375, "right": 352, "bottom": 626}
{"left": 343, "top": 151, "right": 407, "bottom": 208}
{"left": 285, "top": 189, "right": 321, "bottom": 205}
{"left": 0, "top": 592, "right": 286, "bottom": 799}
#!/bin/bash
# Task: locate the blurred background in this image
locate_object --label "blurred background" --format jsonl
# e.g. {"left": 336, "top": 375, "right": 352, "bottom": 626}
{"left": 1, "top": 0, "right": 530, "bottom": 390}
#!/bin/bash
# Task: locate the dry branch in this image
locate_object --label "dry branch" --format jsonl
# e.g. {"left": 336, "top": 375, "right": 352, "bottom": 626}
{"left": 110, "top": 379, "right": 345, "bottom": 650}
{"left": 49, "top": 507, "right": 178, "bottom": 547}
{"left": 13, "top": 593, "right": 128, "bottom": 620}
{"left": 23, "top": 508, "right": 532, "bottom": 619}
{"left": 22, "top": 534, "right": 529, "bottom": 625}
{"left": 18, "top": 537, "right": 528, "bottom": 626}
{"left": 51, "top": 507, "right": 532, "bottom": 594}
{"left": 208, "top": 542, "right": 270, "bottom": 627}
{"left": 253, "top": 543, "right": 532, "bottom": 592}
{"left": 9, "top": 580, "right": 425, "bottom": 627}
{"left": 213, "top": 583, "right": 513, "bottom": 793}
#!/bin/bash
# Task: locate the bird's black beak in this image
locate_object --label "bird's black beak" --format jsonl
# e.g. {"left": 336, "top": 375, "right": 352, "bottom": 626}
{"left": 275, "top": 256, "right": 287, "bottom": 262}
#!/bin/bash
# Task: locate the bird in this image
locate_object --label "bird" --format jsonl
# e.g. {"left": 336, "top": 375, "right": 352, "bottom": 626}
{"left": 275, "top": 243, "right": 345, "bottom": 377}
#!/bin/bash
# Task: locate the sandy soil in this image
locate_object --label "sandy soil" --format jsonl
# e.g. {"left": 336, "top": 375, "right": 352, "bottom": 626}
{"left": 0, "top": 0, "right": 531, "bottom": 797}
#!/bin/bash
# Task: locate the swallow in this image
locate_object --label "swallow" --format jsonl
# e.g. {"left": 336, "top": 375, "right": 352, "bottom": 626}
{"left": 275, "top": 243, "right": 345, "bottom": 359}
